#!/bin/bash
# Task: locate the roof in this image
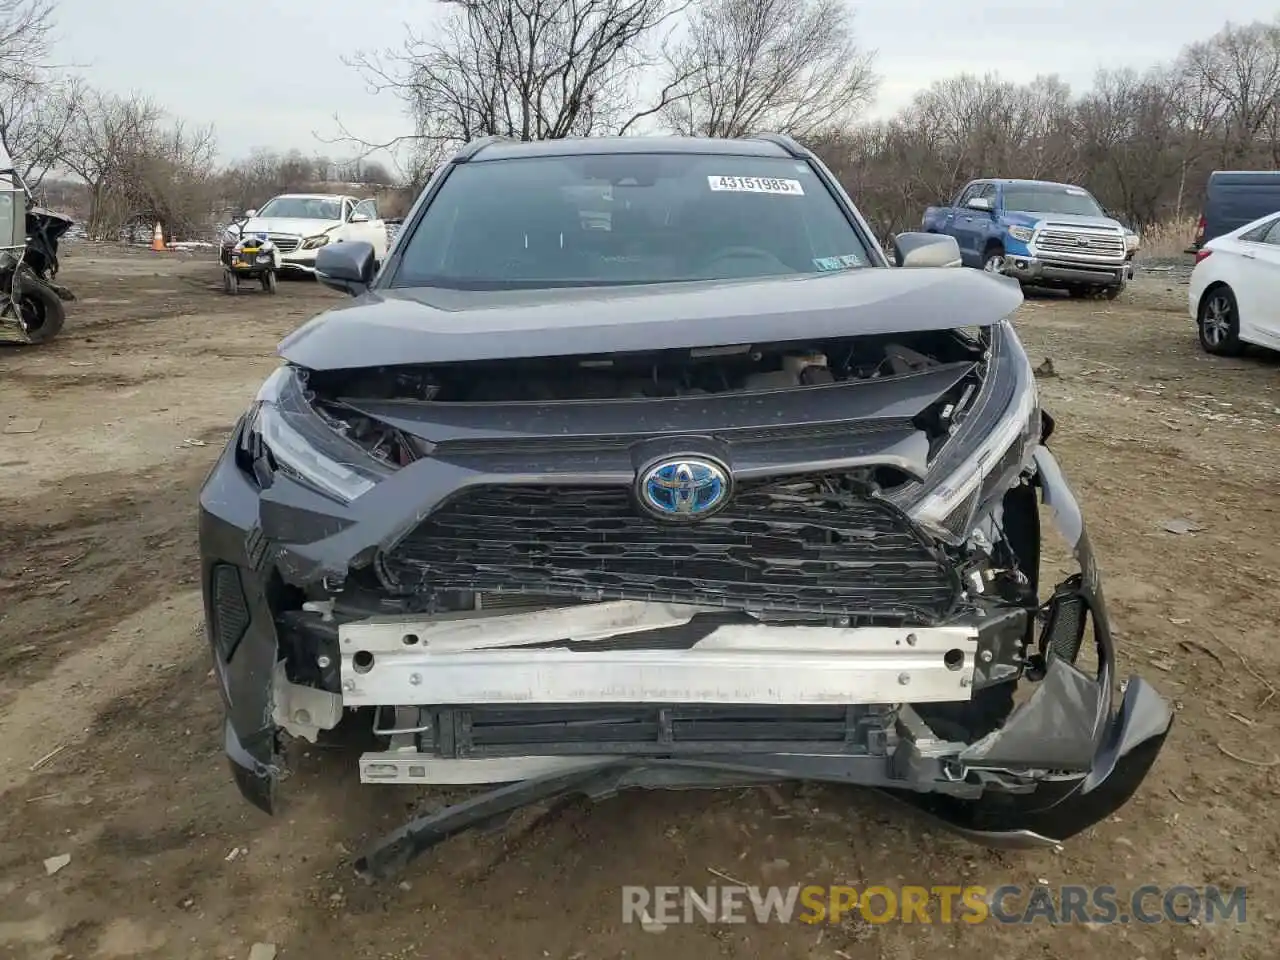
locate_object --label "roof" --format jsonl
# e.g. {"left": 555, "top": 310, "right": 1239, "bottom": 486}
{"left": 464, "top": 134, "right": 805, "bottom": 162}
{"left": 1208, "top": 170, "right": 1280, "bottom": 180}
{"left": 272, "top": 193, "right": 355, "bottom": 200}
{"left": 972, "top": 178, "right": 1084, "bottom": 189}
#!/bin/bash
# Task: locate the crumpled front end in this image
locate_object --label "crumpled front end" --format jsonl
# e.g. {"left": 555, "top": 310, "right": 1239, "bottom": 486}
{"left": 198, "top": 317, "right": 1171, "bottom": 864}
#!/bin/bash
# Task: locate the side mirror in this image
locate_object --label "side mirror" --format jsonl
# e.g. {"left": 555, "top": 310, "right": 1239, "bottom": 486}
{"left": 966, "top": 197, "right": 993, "bottom": 212}
{"left": 349, "top": 212, "right": 370, "bottom": 223}
{"left": 316, "top": 240, "right": 375, "bottom": 296}
{"left": 892, "top": 232, "right": 962, "bottom": 268}
{"left": 244, "top": 208, "right": 258, "bottom": 218}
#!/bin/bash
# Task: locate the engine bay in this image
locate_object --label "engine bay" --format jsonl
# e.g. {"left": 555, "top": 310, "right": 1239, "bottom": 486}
{"left": 293, "top": 330, "right": 990, "bottom": 474}
{"left": 305, "top": 329, "right": 986, "bottom": 403}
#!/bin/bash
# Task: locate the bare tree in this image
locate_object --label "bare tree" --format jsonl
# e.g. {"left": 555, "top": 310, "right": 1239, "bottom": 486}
{"left": 220, "top": 148, "right": 319, "bottom": 212}
{"left": 344, "top": 0, "right": 689, "bottom": 154}
{"left": 61, "top": 91, "right": 164, "bottom": 236}
{"left": 61, "top": 89, "right": 220, "bottom": 240}
{"left": 1181, "top": 19, "right": 1280, "bottom": 164}
{"left": 663, "top": 0, "right": 877, "bottom": 139}
{"left": 0, "top": 0, "right": 80, "bottom": 185}
{"left": 0, "top": 73, "right": 80, "bottom": 185}
{"left": 0, "top": 0, "right": 54, "bottom": 88}
{"left": 113, "top": 119, "right": 218, "bottom": 240}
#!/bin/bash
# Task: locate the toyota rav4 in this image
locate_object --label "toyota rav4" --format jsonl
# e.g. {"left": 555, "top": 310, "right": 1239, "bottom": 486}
{"left": 198, "top": 134, "right": 1172, "bottom": 878}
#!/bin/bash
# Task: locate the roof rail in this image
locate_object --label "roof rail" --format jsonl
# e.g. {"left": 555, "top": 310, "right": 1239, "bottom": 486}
{"left": 746, "top": 132, "right": 807, "bottom": 159}
{"left": 454, "top": 135, "right": 511, "bottom": 161}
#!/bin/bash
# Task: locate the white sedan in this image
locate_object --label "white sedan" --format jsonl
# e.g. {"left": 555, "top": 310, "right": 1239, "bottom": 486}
{"left": 1188, "top": 210, "right": 1280, "bottom": 355}
{"left": 230, "top": 193, "right": 389, "bottom": 275}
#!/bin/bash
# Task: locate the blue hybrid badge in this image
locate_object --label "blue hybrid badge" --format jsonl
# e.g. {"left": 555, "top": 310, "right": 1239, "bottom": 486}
{"left": 637, "top": 457, "right": 731, "bottom": 519}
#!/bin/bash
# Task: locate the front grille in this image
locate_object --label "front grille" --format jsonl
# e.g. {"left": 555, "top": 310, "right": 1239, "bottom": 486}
{"left": 379, "top": 479, "right": 959, "bottom": 620}
{"left": 1035, "top": 225, "right": 1125, "bottom": 258}
{"left": 268, "top": 234, "right": 299, "bottom": 253}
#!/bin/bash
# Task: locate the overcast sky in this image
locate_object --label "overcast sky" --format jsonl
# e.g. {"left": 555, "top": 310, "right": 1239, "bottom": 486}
{"left": 50, "top": 0, "right": 1280, "bottom": 168}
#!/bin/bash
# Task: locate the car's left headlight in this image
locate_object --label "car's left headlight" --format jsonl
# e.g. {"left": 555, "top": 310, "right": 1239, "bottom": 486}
{"left": 908, "top": 358, "right": 1041, "bottom": 541}
{"left": 1125, "top": 231, "right": 1140, "bottom": 252}
{"left": 1007, "top": 225, "right": 1034, "bottom": 243}
{"left": 300, "top": 234, "right": 331, "bottom": 250}
{"left": 245, "top": 365, "right": 390, "bottom": 502}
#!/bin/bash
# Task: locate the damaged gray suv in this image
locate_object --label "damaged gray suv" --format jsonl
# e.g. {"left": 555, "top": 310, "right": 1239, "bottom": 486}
{"left": 198, "top": 134, "right": 1172, "bottom": 878}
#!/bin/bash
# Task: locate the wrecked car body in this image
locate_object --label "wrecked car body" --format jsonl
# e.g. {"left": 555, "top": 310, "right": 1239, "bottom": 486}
{"left": 198, "top": 134, "right": 1171, "bottom": 878}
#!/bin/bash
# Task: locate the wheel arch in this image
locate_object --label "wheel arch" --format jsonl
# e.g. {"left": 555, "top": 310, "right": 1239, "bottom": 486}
{"left": 1196, "top": 280, "right": 1233, "bottom": 315}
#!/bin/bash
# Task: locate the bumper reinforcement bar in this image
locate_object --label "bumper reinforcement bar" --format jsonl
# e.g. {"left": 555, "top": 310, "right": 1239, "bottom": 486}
{"left": 338, "top": 606, "right": 981, "bottom": 707}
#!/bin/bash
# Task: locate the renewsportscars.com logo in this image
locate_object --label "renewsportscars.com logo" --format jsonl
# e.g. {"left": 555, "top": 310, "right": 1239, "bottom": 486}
{"left": 621, "top": 884, "right": 1248, "bottom": 927}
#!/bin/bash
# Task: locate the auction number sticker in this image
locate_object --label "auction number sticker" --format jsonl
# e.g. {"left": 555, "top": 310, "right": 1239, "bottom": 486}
{"left": 708, "top": 175, "right": 804, "bottom": 195}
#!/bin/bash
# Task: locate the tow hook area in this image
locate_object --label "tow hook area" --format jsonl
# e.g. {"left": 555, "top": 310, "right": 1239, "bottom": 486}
{"left": 271, "top": 661, "right": 342, "bottom": 742}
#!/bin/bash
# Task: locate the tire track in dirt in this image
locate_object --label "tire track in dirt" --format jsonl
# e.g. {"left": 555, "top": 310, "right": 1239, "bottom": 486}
{"left": 0, "top": 456, "right": 219, "bottom": 694}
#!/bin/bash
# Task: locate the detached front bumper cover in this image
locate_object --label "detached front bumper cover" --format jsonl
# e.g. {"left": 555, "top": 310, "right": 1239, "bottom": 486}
{"left": 353, "top": 666, "right": 1171, "bottom": 879}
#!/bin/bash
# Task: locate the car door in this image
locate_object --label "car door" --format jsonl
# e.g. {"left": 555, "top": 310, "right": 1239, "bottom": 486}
{"left": 351, "top": 198, "right": 387, "bottom": 257}
{"left": 327, "top": 198, "right": 353, "bottom": 244}
{"left": 952, "top": 183, "right": 994, "bottom": 267}
{"left": 1234, "top": 215, "right": 1280, "bottom": 348}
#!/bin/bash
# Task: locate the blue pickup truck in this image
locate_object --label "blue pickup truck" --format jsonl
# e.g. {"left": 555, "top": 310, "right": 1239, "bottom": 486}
{"left": 922, "top": 179, "right": 1135, "bottom": 298}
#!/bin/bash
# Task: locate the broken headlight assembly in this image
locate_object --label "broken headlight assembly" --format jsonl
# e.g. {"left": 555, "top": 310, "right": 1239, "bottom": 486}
{"left": 908, "top": 337, "right": 1040, "bottom": 542}
{"left": 239, "top": 365, "right": 392, "bottom": 503}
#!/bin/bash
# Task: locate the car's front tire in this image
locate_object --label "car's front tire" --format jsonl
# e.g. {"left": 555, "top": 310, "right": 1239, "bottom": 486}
{"left": 1197, "top": 284, "right": 1244, "bottom": 356}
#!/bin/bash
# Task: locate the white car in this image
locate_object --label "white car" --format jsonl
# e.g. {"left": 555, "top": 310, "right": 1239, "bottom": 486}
{"left": 231, "top": 193, "right": 389, "bottom": 275}
{"left": 1188, "top": 210, "right": 1280, "bottom": 355}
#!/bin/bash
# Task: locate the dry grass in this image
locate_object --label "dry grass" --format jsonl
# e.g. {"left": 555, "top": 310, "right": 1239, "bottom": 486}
{"left": 1136, "top": 216, "right": 1197, "bottom": 259}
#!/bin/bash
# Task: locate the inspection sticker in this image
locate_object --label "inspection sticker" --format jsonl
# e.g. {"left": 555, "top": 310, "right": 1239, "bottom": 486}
{"left": 813, "top": 254, "right": 864, "bottom": 271}
{"left": 708, "top": 175, "right": 804, "bottom": 195}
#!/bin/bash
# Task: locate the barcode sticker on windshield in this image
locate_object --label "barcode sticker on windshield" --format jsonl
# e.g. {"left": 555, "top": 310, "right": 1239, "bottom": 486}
{"left": 708, "top": 175, "right": 804, "bottom": 195}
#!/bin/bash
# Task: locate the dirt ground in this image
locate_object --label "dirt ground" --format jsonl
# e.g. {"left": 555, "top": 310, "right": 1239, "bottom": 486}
{"left": 1, "top": 246, "right": 1276, "bottom": 959}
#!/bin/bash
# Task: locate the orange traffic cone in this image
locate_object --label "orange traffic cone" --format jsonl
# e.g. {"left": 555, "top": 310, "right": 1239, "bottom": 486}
{"left": 151, "top": 222, "right": 165, "bottom": 251}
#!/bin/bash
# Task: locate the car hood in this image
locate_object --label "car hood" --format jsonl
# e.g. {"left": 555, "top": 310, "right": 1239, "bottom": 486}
{"left": 239, "top": 217, "right": 340, "bottom": 237}
{"left": 1004, "top": 211, "right": 1123, "bottom": 230}
{"left": 278, "top": 267, "right": 1024, "bottom": 371}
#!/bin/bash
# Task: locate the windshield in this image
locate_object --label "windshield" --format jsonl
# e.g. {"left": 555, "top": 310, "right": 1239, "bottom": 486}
{"left": 390, "top": 153, "right": 871, "bottom": 289}
{"left": 1002, "top": 185, "right": 1104, "bottom": 217}
{"left": 257, "top": 197, "right": 343, "bottom": 220}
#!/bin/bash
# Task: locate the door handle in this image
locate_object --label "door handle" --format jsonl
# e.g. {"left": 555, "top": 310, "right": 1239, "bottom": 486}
{"left": 1243, "top": 250, "right": 1258, "bottom": 259}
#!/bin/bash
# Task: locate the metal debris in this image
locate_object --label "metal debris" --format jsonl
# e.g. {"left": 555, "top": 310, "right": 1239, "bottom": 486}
{"left": 30, "top": 745, "right": 67, "bottom": 771}
{"left": 43, "top": 853, "right": 71, "bottom": 875}
{"left": 3, "top": 417, "right": 42, "bottom": 434}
